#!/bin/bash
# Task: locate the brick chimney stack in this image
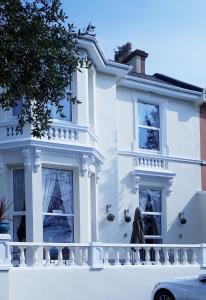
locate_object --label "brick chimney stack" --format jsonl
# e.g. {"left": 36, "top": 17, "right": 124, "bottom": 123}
{"left": 114, "top": 42, "right": 148, "bottom": 74}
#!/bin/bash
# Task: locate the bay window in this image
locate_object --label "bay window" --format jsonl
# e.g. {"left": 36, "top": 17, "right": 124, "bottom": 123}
{"left": 42, "top": 168, "right": 74, "bottom": 243}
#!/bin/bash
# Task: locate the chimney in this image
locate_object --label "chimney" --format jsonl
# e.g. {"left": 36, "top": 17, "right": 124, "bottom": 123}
{"left": 114, "top": 43, "right": 148, "bottom": 74}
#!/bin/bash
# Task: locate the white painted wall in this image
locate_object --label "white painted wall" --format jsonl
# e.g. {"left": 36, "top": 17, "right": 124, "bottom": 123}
{"left": 9, "top": 266, "right": 206, "bottom": 300}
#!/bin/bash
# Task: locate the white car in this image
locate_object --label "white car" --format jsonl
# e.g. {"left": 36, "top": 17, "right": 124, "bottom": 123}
{"left": 151, "top": 274, "right": 206, "bottom": 300}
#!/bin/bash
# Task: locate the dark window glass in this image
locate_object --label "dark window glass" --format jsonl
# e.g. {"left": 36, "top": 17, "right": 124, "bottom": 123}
{"left": 139, "top": 128, "right": 160, "bottom": 150}
{"left": 13, "top": 169, "right": 25, "bottom": 212}
{"left": 12, "top": 101, "right": 22, "bottom": 117}
{"left": 43, "top": 216, "right": 73, "bottom": 243}
{"left": 138, "top": 102, "right": 160, "bottom": 128}
{"left": 139, "top": 189, "right": 162, "bottom": 213}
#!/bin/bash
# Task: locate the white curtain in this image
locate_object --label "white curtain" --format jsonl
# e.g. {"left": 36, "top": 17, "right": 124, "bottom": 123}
{"left": 13, "top": 169, "right": 25, "bottom": 241}
{"left": 42, "top": 169, "right": 56, "bottom": 214}
{"left": 57, "top": 170, "right": 73, "bottom": 223}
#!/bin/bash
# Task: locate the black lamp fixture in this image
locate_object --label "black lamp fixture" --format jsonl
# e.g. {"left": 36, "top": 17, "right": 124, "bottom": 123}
{"left": 179, "top": 212, "right": 187, "bottom": 225}
{"left": 106, "top": 204, "right": 115, "bottom": 222}
{"left": 124, "top": 209, "right": 131, "bottom": 223}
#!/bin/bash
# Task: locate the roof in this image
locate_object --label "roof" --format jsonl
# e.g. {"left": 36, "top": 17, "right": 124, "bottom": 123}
{"left": 129, "top": 72, "right": 203, "bottom": 92}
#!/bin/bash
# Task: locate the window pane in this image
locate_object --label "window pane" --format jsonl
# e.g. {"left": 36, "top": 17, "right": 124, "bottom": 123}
{"left": 139, "top": 128, "right": 160, "bottom": 150}
{"left": 13, "top": 100, "right": 22, "bottom": 117}
{"left": 13, "top": 216, "right": 26, "bottom": 242}
{"left": 43, "top": 216, "right": 74, "bottom": 243}
{"left": 42, "top": 168, "right": 73, "bottom": 214}
{"left": 139, "top": 189, "right": 162, "bottom": 212}
{"left": 145, "top": 239, "right": 162, "bottom": 244}
{"left": 50, "top": 98, "right": 72, "bottom": 121}
{"left": 138, "top": 102, "right": 159, "bottom": 128}
{"left": 13, "top": 169, "right": 25, "bottom": 212}
{"left": 143, "top": 215, "right": 161, "bottom": 236}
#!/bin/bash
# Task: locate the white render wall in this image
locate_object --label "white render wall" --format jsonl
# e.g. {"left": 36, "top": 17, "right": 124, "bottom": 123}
{"left": 96, "top": 76, "right": 204, "bottom": 244}
{"left": 8, "top": 266, "right": 205, "bottom": 300}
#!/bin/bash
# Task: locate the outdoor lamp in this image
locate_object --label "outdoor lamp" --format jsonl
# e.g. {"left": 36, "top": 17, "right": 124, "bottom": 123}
{"left": 124, "top": 209, "right": 131, "bottom": 223}
{"left": 179, "top": 212, "right": 187, "bottom": 225}
{"left": 106, "top": 204, "right": 115, "bottom": 222}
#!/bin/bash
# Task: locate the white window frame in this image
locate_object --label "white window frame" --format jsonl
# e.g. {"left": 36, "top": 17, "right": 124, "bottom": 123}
{"left": 11, "top": 167, "right": 26, "bottom": 242}
{"left": 133, "top": 93, "right": 168, "bottom": 155}
{"left": 42, "top": 167, "right": 75, "bottom": 243}
{"left": 139, "top": 187, "right": 163, "bottom": 243}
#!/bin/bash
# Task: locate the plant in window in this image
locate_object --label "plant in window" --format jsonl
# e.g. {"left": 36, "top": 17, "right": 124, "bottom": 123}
{"left": 0, "top": 197, "right": 13, "bottom": 233}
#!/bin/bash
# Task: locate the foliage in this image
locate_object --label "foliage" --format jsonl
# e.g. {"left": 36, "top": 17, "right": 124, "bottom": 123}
{"left": 0, "top": 197, "right": 13, "bottom": 222}
{"left": 0, "top": 0, "right": 94, "bottom": 137}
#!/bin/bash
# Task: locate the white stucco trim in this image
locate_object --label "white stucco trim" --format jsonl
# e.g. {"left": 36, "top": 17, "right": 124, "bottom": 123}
{"left": 118, "top": 150, "right": 202, "bottom": 165}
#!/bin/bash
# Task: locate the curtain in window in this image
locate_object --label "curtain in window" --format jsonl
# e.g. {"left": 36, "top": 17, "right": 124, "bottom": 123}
{"left": 58, "top": 170, "right": 73, "bottom": 219}
{"left": 13, "top": 170, "right": 25, "bottom": 241}
{"left": 42, "top": 169, "right": 57, "bottom": 214}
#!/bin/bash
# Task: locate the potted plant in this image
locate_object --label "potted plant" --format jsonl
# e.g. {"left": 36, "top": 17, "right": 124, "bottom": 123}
{"left": 0, "top": 197, "right": 12, "bottom": 234}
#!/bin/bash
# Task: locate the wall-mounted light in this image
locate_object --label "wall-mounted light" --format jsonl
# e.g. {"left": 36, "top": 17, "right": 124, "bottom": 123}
{"left": 179, "top": 212, "right": 187, "bottom": 225}
{"left": 106, "top": 204, "right": 115, "bottom": 222}
{"left": 124, "top": 209, "right": 131, "bottom": 223}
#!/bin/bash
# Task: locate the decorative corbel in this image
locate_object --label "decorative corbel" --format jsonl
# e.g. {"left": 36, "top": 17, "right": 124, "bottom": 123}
{"left": 81, "top": 154, "right": 89, "bottom": 177}
{"left": 22, "top": 149, "right": 31, "bottom": 172}
{"left": 167, "top": 178, "right": 174, "bottom": 196}
{"left": 133, "top": 172, "right": 140, "bottom": 193}
{"left": 0, "top": 153, "right": 4, "bottom": 175}
{"left": 34, "top": 149, "right": 41, "bottom": 172}
{"left": 96, "top": 164, "right": 102, "bottom": 183}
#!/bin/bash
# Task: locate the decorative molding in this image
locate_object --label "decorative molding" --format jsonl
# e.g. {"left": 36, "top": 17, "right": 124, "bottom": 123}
{"left": 132, "top": 169, "right": 176, "bottom": 196}
{"left": 133, "top": 174, "right": 140, "bottom": 193}
{"left": 118, "top": 150, "right": 202, "bottom": 165}
{"left": 0, "top": 153, "right": 4, "bottom": 175}
{"left": 81, "top": 154, "right": 89, "bottom": 177}
{"left": 34, "top": 149, "right": 41, "bottom": 172}
{"left": 22, "top": 149, "right": 32, "bottom": 172}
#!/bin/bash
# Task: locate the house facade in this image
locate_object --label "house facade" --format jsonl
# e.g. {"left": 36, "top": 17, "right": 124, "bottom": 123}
{"left": 0, "top": 36, "right": 206, "bottom": 300}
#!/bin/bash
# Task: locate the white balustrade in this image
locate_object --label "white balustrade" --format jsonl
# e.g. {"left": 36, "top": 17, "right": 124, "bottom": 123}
{"left": 7, "top": 242, "right": 201, "bottom": 269}
{"left": 136, "top": 155, "right": 169, "bottom": 170}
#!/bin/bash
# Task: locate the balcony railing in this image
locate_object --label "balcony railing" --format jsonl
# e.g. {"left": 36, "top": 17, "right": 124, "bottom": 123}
{"left": 6, "top": 242, "right": 204, "bottom": 269}
{"left": 0, "top": 121, "right": 97, "bottom": 147}
{"left": 135, "top": 155, "right": 169, "bottom": 170}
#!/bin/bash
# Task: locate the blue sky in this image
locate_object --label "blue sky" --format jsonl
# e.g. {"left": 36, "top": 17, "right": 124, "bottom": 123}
{"left": 62, "top": 0, "right": 206, "bottom": 87}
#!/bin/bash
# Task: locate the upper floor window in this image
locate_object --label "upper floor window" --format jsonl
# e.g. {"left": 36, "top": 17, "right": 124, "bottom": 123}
{"left": 138, "top": 102, "right": 160, "bottom": 151}
{"left": 12, "top": 100, "right": 22, "bottom": 117}
{"left": 50, "top": 97, "right": 72, "bottom": 122}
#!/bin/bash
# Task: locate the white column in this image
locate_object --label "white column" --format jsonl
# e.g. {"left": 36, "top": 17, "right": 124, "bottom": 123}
{"left": 90, "top": 173, "right": 99, "bottom": 242}
{"left": 23, "top": 149, "right": 43, "bottom": 243}
{"left": 78, "top": 172, "right": 91, "bottom": 243}
{"left": 75, "top": 68, "right": 89, "bottom": 125}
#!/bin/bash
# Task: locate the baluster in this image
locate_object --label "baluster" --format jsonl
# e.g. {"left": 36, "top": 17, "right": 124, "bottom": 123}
{"left": 125, "top": 248, "right": 130, "bottom": 265}
{"left": 52, "top": 127, "right": 55, "bottom": 138}
{"left": 182, "top": 248, "right": 187, "bottom": 264}
{"left": 69, "top": 248, "right": 75, "bottom": 266}
{"left": 19, "top": 246, "right": 26, "bottom": 267}
{"left": 63, "top": 129, "right": 66, "bottom": 139}
{"left": 57, "top": 247, "right": 64, "bottom": 266}
{"left": 103, "top": 247, "right": 109, "bottom": 265}
{"left": 68, "top": 130, "right": 71, "bottom": 139}
{"left": 45, "top": 247, "right": 51, "bottom": 266}
{"left": 58, "top": 128, "right": 61, "bottom": 139}
{"left": 114, "top": 247, "right": 120, "bottom": 265}
{"left": 8, "top": 246, "right": 12, "bottom": 266}
{"left": 81, "top": 248, "right": 87, "bottom": 266}
{"left": 135, "top": 248, "right": 140, "bottom": 265}
{"left": 144, "top": 248, "right": 150, "bottom": 265}
{"left": 173, "top": 248, "right": 180, "bottom": 265}
{"left": 154, "top": 159, "right": 156, "bottom": 167}
{"left": 32, "top": 246, "right": 39, "bottom": 266}
{"left": 191, "top": 248, "right": 197, "bottom": 264}
{"left": 164, "top": 248, "right": 170, "bottom": 265}
{"left": 157, "top": 160, "right": 160, "bottom": 168}
{"left": 155, "top": 247, "right": 160, "bottom": 264}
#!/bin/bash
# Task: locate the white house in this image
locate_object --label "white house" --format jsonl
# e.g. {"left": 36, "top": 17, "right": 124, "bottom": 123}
{"left": 0, "top": 36, "right": 206, "bottom": 300}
